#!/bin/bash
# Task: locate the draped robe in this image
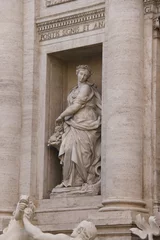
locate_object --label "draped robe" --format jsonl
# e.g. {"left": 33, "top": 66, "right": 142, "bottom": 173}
{"left": 59, "top": 83, "right": 101, "bottom": 187}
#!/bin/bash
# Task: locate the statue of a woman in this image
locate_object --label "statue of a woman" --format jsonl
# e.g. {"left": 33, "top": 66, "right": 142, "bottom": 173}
{"left": 48, "top": 65, "right": 101, "bottom": 193}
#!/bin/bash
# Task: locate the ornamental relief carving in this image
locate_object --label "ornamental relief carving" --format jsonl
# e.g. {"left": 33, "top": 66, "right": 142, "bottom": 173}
{"left": 46, "top": 0, "right": 76, "bottom": 7}
{"left": 37, "top": 8, "right": 105, "bottom": 41}
{"left": 153, "top": 16, "right": 160, "bottom": 30}
{"left": 144, "top": 0, "right": 160, "bottom": 14}
{"left": 144, "top": 0, "right": 160, "bottom": 37}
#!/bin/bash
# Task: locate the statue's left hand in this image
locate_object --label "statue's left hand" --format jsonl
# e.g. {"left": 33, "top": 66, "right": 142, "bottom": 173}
{"left": 23, "top": 208, "right": 33, "bottom": 220}
{"left": 56, "top": 116, "right": 63, "bottom": 125}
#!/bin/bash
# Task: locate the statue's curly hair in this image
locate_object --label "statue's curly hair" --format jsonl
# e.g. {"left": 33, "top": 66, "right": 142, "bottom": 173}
{"left": 76, "top": 221, "right": 97, "bottom": 240}
{"left": 76, "top": 65, "right": 92, "bottom": 79}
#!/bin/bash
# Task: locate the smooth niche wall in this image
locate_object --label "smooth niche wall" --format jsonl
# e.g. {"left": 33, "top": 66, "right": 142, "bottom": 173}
{"left": 44, "top": 44, "right": 102, "bottom": 199}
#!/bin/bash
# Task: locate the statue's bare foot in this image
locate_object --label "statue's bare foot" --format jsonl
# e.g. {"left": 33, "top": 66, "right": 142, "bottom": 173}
{"left": 55, "top": 183, "right": 65, "bottom": 188}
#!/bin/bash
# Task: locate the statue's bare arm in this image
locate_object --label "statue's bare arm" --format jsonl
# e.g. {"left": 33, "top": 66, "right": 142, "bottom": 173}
{"left": 23, "top": 216, "right": 44, "bottom": 239}
{"left": 58, "top": 84, "right": 90, "bottom": 119}
{"left": 14, "top": 203, "right": 25, "bottom": 220}
{"left": 23, "top": 216, "right": 68, "bottom": 240}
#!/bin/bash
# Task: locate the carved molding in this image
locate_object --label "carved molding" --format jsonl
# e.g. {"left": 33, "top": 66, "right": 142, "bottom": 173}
{"left": 46, "top": 0, "right": 76, "bottom": 7}
{"left": 37, "top": 8, "right": 105, "bottom": 41}
{"left": 144, "top": 0, "right": 160, "bottom": 38}
{"left": 144, "top": 0, "right": 160, "bottom": 14}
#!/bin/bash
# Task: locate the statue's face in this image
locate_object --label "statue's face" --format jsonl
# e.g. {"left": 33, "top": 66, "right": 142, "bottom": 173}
{"left": 71, "top": 223, "right": 87, "bottom": 238}
{"left": 77, "top": 69, "right": 89, "bottom": 83}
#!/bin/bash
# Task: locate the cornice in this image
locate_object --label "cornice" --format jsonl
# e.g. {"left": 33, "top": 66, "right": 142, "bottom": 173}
{"left": 37, "top": 8, "right": 105, "bottom": 42}
{"left": 37, "top": 8, "right": 105, "bottom": 33}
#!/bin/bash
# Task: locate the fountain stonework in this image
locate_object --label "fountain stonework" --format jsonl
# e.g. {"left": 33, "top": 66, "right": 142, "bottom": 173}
{"left": 1, "top": 0, "right": 160, "bottom": 240}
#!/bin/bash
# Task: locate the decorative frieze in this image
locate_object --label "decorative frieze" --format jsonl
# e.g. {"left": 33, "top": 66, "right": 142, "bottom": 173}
{"left": 46, "top": 0, "right": 76, "bottom": 7}
{"left": 37, "top": 8, "right": 105, "bottom": 41}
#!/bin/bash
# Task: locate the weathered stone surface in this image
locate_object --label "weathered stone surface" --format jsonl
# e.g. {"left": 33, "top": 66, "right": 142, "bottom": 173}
{"left": 1, "top": 0, "right": 160, "bottom": 240}
{"left": 101, "top": 0, "right": 145, "bottom": 213}
{"left": 0, "top": 0, "right": 22, "bottom": 214}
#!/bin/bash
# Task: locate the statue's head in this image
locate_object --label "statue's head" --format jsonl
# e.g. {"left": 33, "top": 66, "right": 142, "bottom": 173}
{"left": 76, "top": 65, "right": 92, "bottom": 82}
{"left": 71, "top": 220, "right": 97, "bottom": 240}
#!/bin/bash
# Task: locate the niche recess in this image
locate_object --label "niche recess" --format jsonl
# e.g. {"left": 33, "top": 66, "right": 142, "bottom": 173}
{"left": 44, "top": 43, "right": 102, "bottom": 199}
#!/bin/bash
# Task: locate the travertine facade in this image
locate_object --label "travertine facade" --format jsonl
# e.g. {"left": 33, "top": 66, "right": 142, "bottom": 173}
{"left": 1, "top": 0, "right": 160, "bottom": 239}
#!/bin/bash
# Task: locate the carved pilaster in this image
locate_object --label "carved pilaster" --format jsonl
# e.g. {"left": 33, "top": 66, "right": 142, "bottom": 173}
{"left": 101, "top": 0, "right": 146, "bottom": 213}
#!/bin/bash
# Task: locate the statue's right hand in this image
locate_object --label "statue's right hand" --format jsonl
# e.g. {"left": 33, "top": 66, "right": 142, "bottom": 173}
{"left": 18, "top": 202, "right": 27, "bottom": 211}
{"left": 56, "top": 116, "right": 63, "bottom": 125}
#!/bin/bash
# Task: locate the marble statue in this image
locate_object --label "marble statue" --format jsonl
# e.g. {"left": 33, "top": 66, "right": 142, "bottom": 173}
{"left": 130, "top": 214, "right": 160, "bottom": 240}
{"left": 48, "top": 65, "right": 101, "bottom": 195}
{"left": 0, "top": 195, "right": 35, "bottom": 240}
{"left": 23, "top": 213, "right": 97, "bottom": 240}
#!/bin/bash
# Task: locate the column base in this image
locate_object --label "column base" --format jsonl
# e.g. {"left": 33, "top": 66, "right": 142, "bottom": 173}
{"left": 99, "top": 199, "right": 148, "bottom": 213}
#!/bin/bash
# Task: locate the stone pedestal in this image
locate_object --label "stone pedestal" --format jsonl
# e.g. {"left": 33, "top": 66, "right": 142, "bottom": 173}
{"left": 0, "top": 1, "right": 22, "bottom": 222}
{"left": 101, "top": 0, "right": 146, "bottom": 212}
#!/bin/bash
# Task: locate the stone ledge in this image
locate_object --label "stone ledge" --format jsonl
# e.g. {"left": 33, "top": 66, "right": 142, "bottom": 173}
{"left": 37, "top": 195, "right": 102, "bottom": 210}
{"left": 36, "top": 196, "right": 102, "bottom": 233}
{"left": 35, "top": 210, "right": 149, "bottom": 240}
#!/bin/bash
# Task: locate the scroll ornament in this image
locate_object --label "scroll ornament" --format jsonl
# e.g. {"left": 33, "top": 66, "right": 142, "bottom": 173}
{"left": 130, "top": 214, "right": 160, "bottom": 240}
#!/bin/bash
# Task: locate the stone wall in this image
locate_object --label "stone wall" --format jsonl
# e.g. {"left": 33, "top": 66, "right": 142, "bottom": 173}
{"left": 1, "top": 0, "right": 160, "bottom": 240}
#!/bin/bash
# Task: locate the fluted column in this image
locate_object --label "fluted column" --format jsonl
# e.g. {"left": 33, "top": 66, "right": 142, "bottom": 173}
{"left": 101, "top": 0, "right": 145, "bottom": 211}
{"left": 0, "top": 1, "right": 22, "bottom": 215}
